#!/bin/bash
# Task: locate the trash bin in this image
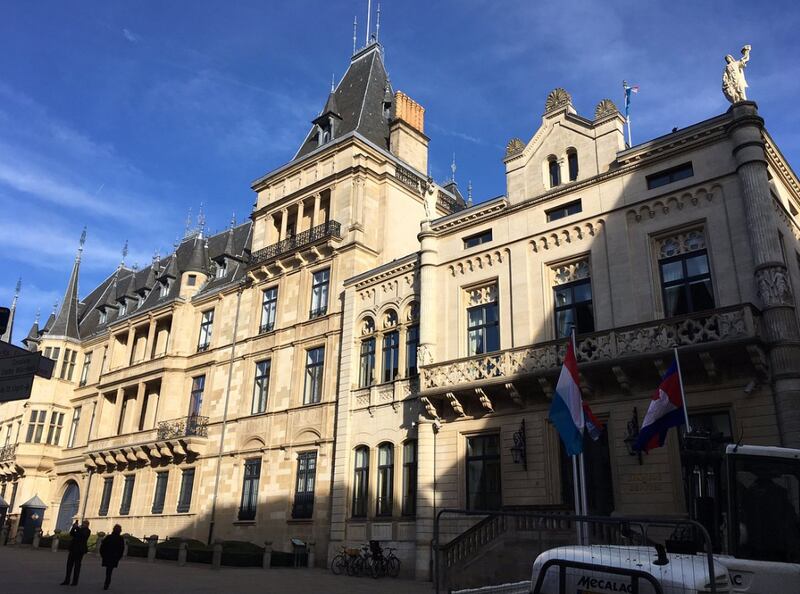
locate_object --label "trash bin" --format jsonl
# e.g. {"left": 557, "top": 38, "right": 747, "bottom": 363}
{"left": 291, "top": 538, "right": 307, "bottom": 568}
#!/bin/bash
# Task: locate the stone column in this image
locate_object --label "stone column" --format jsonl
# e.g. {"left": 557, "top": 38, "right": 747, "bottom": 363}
{"left": 418, "top": 222, "right": 438, "bottom": 369}
{"left": 133, "top": 383, "right": 147, "bottom": 432}
{"left": 146, "top": 317, "right": 156, "bottom": 360}
{"left": 415, "top": 417, "right": 436, "bottom": 581}
{"left": 296, "top": 199, "right": 305, "bottom": 234}
{"left": 113, "top": 388, "right": 125, "bottom": 434}
{"left": 313, "top": 193, "right": 321, "bottom": 228}
{"left": 124, "top": 326, "right": 135, "bottom": 367}
{"left": 279, "top": 209, "right": 288, "bottom": 241}
{"left": 729, "top": 101, "right": 800, "bottom": 447}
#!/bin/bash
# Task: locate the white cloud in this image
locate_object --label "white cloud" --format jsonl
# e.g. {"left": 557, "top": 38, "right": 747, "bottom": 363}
{"left": 122, "top": 28, "right": 139, "bottom": 43}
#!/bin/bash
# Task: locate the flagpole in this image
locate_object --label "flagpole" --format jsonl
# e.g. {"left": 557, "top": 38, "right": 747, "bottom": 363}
{"left": 673, "top": 346, "right": 692, "bottom": 433}
{"left": 572, "top": 327, "right": 589, "bottom": 544}
{"left": 571, "top": 456, "right": 583, "bottom": 544}
{"left": 623, "top": 81, "right": 633, "bottom": 148}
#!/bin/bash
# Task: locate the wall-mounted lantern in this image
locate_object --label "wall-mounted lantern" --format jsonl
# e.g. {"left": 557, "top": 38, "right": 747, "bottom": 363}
{"left": 510, "top": 419, "right": 527, "bottom": 470}
{"left": 624, "top": 406, "right": 643, "bottom": 465}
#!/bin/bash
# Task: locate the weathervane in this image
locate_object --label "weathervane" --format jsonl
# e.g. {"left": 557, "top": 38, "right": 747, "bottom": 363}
{"left": 121, "top": 240, "right": 129, "bottom": 267}
{"left": 467, "top": 180, "right": 473, "bottom": 207}
{"left": 451, "top": 153, "right": 457, "bottom": 183}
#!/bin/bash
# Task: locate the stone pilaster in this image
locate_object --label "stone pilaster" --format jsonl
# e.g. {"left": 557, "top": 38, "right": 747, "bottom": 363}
{"left": 414, "top": 417, "right": 436, "bottom": 580}
{"left": 729, "top": 101, "right": 800, "bottom": 447}
{"left": 418, "top": 222, "right": 438, "bottom": 368}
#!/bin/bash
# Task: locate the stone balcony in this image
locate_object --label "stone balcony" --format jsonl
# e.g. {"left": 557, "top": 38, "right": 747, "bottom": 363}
{"left": 0, "top": 442, "right": 64, "bottom": 478}
{"left": 84, "top": 414, "right": 209, "bottom": 471}
{"left": 419, "top": 304, "right": 764, "bottom": 417}
{"left": 248, "top": 220, "right": 342, "bottom": 275}
{"left": 351, "top": 377, "right": 420, "bottom": 413}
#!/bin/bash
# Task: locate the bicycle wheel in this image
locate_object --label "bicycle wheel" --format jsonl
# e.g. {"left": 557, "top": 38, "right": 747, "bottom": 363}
{"left": 387, "top": 556, "right": 400, "bottom": 578}
{"left": 331, "top": 554, "right": 346, "bottom": 575}
{"left": 371, "top": 558, "right": 384, "bottom": 579}
{"left": 348, "top": 555, "right": 362, "bottom": 577}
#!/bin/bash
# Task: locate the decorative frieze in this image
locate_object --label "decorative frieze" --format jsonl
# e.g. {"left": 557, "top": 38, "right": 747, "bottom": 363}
{"left": 656, "top": 229, "right": 706, "bottom": 259}
{"left": 529, "top": 220, "right": 604, "bottom": 253}
{"left": 448, "top": 250, "right": 507, "bottom": 277}
{"left": 552, "top": 259, "right": 590, "bottom": 285}
{"left": 755, "top": 266, "right": 794, "bottom": 307}
{"left": 626, "top": 186, "right": 717, "bottom": 223}
{"left": 465, "top": 284, "right": 498, "bottom": 307}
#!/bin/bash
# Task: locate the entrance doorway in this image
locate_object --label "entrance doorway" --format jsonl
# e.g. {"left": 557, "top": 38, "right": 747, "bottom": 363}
{"left": 55, "top": 481, "right": 80, "bottom": 532}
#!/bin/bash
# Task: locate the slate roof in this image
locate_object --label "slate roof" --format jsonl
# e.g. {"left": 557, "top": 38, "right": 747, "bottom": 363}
{"left": 48, "top": 255, "right": 81, "bottom": 341}
{"left": 26, "top": 222, "right": 252, "bottom": 346}
{"left": 294, "top": 43, "right": 392, "bottom": 160}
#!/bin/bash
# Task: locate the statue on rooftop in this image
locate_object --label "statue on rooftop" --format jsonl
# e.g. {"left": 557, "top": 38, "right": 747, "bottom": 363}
{"left": 722, "top": 44, "right": 752, "bottom": 104}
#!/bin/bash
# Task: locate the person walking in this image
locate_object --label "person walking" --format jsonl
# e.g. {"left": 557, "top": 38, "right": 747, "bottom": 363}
{"left": 61, "top": 519, "right": 90, "bottom": 586}
{"left": 99, "top": 524, "right": 125, "bottom": 590}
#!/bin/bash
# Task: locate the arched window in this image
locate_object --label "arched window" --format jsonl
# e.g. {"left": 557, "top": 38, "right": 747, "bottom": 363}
{"left": 359, "top": 337, "right": 376, "bottom": 387}
{"left": 352, "top": 446, "right": 369, "bottom": 517}
{"left": 377, "top": 443, "right": 394, "bottom": 516}
{"left": 567, "top": 149, "right": 579, "bottom": 182}
{"left": 548, "top": 156, "right": 561, "bottom": 188}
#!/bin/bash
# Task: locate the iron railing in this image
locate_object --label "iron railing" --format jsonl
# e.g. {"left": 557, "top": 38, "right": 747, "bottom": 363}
{"left": 394, "top": 164, "right": 426, "bottom": 194}
{"left": 157, "top": 415, "right": 209, "bottom": 440}
{"left": 249, "top": 220, "right": 342, "bottom": 267}
{"left": 0, "top": 443, "right": 17, "bottom": 462}
{"left": 292, "top": 491, "right": 315, "bottom": 519}
{"left": 437, "top": 189, "right": 463, "bottom": 214}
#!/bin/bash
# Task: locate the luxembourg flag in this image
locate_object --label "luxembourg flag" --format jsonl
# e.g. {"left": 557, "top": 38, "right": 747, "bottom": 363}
{"left": 633, "top": 359, "right": 687, "bottom": 452}
{"left": 548, "top": 339, "right": 584, "bottom": 456}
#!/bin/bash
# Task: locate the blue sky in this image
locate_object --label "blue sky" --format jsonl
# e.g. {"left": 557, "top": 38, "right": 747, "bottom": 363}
{"left": 2, "top": 1, "right": 799, "bottom": 342}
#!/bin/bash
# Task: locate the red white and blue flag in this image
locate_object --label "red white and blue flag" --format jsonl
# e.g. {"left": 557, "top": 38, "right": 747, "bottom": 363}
{"left": 583, "top": 401, "right": 605, "bottom": 441}
{"left": 548, "top": 340, "right": 584, "bottom": 456}
{"left": 634, "top": 360, "right": 687, "bottom": 452}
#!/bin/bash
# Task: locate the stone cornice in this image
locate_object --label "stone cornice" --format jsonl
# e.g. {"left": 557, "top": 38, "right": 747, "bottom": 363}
{"left": 764, "top": 133, "right": 800, "bottom": 202}
{"left": 347, "top": 253, "right": 419, "bottom": 290}
{"left": 429, "top": 197, "right": 508, "bottom": 233}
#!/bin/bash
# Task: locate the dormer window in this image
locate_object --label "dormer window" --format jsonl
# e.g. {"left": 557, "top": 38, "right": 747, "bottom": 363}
{"left": 548, "top": 156, "right": 561, "bottom": 188}
{"left": 99, "top": 309, "right": 107, "bottom": 324}
{"left": 567, "top": 149, "right": 579, "bottom": 182}
{"left": 159, "top": 280, "right": 170, "bottom": 298}
{"left": 215, "top": 260, "right": 227, "bottom": 279}
{"left": 119, "top": 300, "right": 127, "bottom": 317}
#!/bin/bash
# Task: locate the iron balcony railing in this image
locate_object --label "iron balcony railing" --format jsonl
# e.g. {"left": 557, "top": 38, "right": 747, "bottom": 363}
{"left": 157, "top": 415, "right": 209, "bottom": 440}
{"left": 0, "top": 443, "right": 17, "bottom": 462}
{"left": 249, "top": 220, "right": 342, "bottom": 267}
{"left": 292, "top": 491, "right": 315, "bottom": 519}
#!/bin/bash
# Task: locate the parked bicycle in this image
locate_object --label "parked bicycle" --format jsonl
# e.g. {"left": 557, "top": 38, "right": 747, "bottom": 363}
{"left": 330, "top": 541, "right": 400, "bottom": 578}
{"left": 368, "top": 541, "right": 400, "bottom": 578}
{"left": 330, "top": 545, "right": 361, "bottom": 576}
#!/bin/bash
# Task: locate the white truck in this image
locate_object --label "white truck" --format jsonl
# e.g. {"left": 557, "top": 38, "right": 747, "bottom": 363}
{"left": 453, "top": 444, "right": 800, "bottom": 594}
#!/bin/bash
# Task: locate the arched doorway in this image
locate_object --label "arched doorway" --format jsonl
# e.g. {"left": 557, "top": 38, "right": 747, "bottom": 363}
{"left": 55, "top": 481, "right": 80, "bottom": 532}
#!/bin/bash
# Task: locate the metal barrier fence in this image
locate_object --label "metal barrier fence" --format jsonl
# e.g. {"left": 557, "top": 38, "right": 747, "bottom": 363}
{"left": 434, "top": 509, "right": 719, "bottom": 594}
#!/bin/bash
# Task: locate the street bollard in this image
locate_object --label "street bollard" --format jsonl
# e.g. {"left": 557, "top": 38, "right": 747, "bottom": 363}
{"left": 262, "top": 541, "right": 272, "bottom": 570}
{"left": 147, "top": 535, "right": 158, "bottom": 563}
{"left": 95, "top": 533, "right": 105, "bottom": 555}
{"left": 178, "top": 541, "right": 188, "bottom": 567}
{"left": 307, "top": 541, "right": 315, "bottom": 569}
{"left": 211, "top": 541, "right": 223, "bottom": 570}
{"left": 32, "top": 529, "right": 41, "bottom": 549}
{"left": 1, "top": 526, "right": 8, "bottom": 546}
{"left": 15, "top": 527, "right": 23, "bottom": 545}
{"left": 51, "top": 534, "right": 60, "bottom": 553}
{"left": 123, "top": 540, "right": 129, "bottom": 558}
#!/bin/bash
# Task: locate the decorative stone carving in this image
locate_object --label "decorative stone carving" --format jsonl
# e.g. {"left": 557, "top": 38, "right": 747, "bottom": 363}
{"left": 448, "top": 250, "right": 506, "bottom": 276}
{"left": 475, "top": 388, "right": 494, "bottom": 412}
{"left": 466, "top": 284, "right": 498, "bottom": 307}
{"left": 406, "top": 301, "right": 419, "bottom": 322}
{"left": 417, "top": 344, "right": 433, "bottom": 366}
{"left": 594, "top": 99, "right": 619, "bottom": 119}
{"left": 722, "top": 44, "right": 751, "bottom": 104}
{"left": 657, "top": 229, "right": 706, "bottom": 259}
{"left": 382, "top": 309, "right": 398, "bottom": 329}
{"left": 756, "top": 267, "right": 794, "bottom": 307}
{"left": 529, "top": 220, "right": 604, "bottom": 252}
{"left": 545, "top": 88, "right": 572, "bottom": 112}
{"left": 505, "top": 138, "right": 525, "bottom": 158}
{"left": 361, "top": 316, "right": 375, "bottom": 336}
{"left": 446, "top": 393, "right": 465, "bottom": 417}
{"left": 420, "top": 396, "right": 439, "bottom": 420}
{"left": 552, "top": 259, "right": 590, "bottom": 285}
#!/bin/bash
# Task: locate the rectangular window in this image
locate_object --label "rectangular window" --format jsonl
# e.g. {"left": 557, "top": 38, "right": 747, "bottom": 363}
{"left": 159, "top": 280, "right": 169, "bottom": 298}
{"left": 463, "top": 230, "right": 493, "bottom": 249}
{"left": 43, "top": 347, "right": 52, "bottom": 360}
{"left": 466, "top": 434, "right": 501, "bottom": 510}
{"left": 303, "top": 347, "right": 325, "bottom": 404}
{"left": 406, "top": 325, "right": 419, "bottom": 377}
{"left": 67, "top": 407, "right": 81, "bottom": 448}
{"left": 352, "top": 447, "right": 369, "bottom": 518}
{"left": 309, "top": 268, "right": 330, "bottom": 318}
{"left": 51, "top": 347, "right": 61, "bottom": 363}
{"left": 402, "top": 441, "right": 417, "bottom": 516}
{"left": 197, "top": 309, "right": 214, "bottom": 351}
{"left": 660, "top": 251, "right": 714, "bottom": 317}
{"left": 99, "top": 309, "right": 107, "bottom": 324}
{"left": 46, "top": 412, "right": 64, "bottom": 445}
{"left": 292, "top": 452, "right": 317, "bottom": 519}
{"left": 189, "top": 375, "right": 205, "bottom": 417}
{"left": 238, "top": 458, "right": 261, "bottom": 521}
{"left": 152, "top": 471, "right": 169, "bottom": 514}
{"left": 177, "top": 468, "right": 195, "bottom": 513}
{"left": 119, "top": 475, "right": 135, "bottom": 515}
{"left": 260, "top": 287, "right": 278, "bottom": 333}
{"left": 79, "top": 352, "right": 92, "bottom": 387}
{"left": 554, "top": 278, "right": 594, "bottom": 337}
{"left": 25, "top": 410, "right": 47, "bottom": 443}
{"left": 252, "top": 360, "right": 271, "bottom": 415}
{"left": 215, "top": 261, "right": 226, "bottom": 279}
{"left": 187, "top": 274, "right": 197, "bottom": 287}
{"left": 467, "top": 302, "right": 500, "bottom": 356}
{"left": 382, "top": 331, "right": 400, "bottom": 382}
{"left": 546, "top": 200, "right": 582, "bottom": 222}
{"left": 99, "top": 477, "right": 114, "bottom": 516}
{"left": 376, "top": 443, "right": 394, "bottom": 516}
{"left": 646, "top": 162, "right": 694, "bottom": 190}
{"left": 59, "top": 349, "right": 72, "bottom": 380}
{"left": 358, "top": 337, "right": 376, "bottom": 388}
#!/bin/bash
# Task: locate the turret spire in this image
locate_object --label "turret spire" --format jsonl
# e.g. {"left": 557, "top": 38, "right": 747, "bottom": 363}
{"left": 0, "top": 278, "right": 21, "bottom": 343}
{"left": 48, "top": 228, "right": 85, "bottom": 341}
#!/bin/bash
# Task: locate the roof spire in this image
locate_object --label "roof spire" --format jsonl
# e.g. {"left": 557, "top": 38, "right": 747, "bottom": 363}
{"left": 467, "top": 180, "right": 473, "bottom": 207}
{"left": 230, "top": 212, "right": 237, "bottom": 229}
{"left": 331, "top": 73, "right": 335, "bottom": 93}
{"left": 353, "top": 16, "right": 358, "bottom": 54}
{"left": 184, "top": 207, "right": 193, "bottom": 238}
{"left": 197, "top": 202, "right": 206, "bottom": 238}
{"left": 376, "top": 3, "right": 381, "bottom": 42}
{"left": 120, "top": 240, "right": 129, "bottom": 267}
{"left": 48, "top": 228, "right": 85, "bottom": 341}
{"left": 77, "top": 226, "right": 87, "bottom": 262}
{"left": 451, "top": 153, "right": 457, "bottom": 182}
{"left": 365, "top": 0, "right": 372, "bottom": 46}
{"left": 35, "top": 309, "right": 40, "bottom": 324}
{"left": 1, "top": 278, "right": 21, "bottom": 343}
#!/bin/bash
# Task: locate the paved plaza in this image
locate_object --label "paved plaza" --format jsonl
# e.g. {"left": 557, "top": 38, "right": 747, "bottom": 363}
{"left": 0, "top": 546, "right": 435, "bottom": 594}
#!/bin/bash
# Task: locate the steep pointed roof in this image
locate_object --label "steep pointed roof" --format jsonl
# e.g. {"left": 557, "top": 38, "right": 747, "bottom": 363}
{"left": 183, "top": 236, "right": 209, "bottom": 274}
{"left": 0, "top": 278, "right": 20, "bottom": 343}
{"left": 294, "top": 43, "right": 392, "bottom": 160}
{"left": 22, "top": 316, "right": 40, "bottom": 349}
{"left": 48, "top": 236, "right": 84, "bottom": 341}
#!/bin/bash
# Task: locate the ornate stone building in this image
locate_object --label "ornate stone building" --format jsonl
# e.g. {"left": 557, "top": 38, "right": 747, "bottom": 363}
{"left": 2, "top": 42, "right": 799, "bottom": 582}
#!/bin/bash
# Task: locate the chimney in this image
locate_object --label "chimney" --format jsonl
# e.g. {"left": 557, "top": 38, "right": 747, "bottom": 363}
{"left": 390, "top": 91, "right": 429, "bottom": 173}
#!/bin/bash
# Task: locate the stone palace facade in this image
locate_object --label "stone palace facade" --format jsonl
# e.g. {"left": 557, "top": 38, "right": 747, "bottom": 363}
{"left": 2, "top": 42, "right": 799, "bottom": 580}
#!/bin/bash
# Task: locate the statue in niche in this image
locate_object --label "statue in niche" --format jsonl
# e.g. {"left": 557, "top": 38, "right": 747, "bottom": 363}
{"left": 722, "top": 44, "right": 752, "bottom": 104}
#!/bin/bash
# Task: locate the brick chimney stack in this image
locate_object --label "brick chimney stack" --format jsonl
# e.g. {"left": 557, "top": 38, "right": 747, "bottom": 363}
{"left": 390, "top": 91, "right": 429, "bottom": 174}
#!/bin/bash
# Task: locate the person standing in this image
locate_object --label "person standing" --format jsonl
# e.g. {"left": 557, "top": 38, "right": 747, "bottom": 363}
{"left": 99, "top": 524, "right": 125, "bottom": 590}
{"left": 61, "top": 520, "right": 90, "bottom": 586}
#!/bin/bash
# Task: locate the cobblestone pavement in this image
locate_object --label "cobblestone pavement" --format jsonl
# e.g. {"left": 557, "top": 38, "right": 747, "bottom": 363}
{"left": 0, "top": 546, "right": 435, "bottom": 594}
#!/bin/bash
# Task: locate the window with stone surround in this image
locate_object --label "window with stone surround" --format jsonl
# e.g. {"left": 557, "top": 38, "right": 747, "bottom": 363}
{"left": 45, "top": 411, "right": 64, "bottom": 445}
{"left": 67, "top": 407, "right": 81, "bottom": 448}
{"left": 359, "top": 336, "right": 376, "bottom": 388}
{"left": 303, "top": 346, "right": 325, "bottom": 404}
{"left": 552, "top": 258, "right": 594, "bottom": 338}
{"left": 376, "top": 442, "right": 394, "bottom": 516}
{"left": 656, "top": 228, "right": 714, "bottom": 317}
{"left": 402, "top": 440, "right": 417, "bottom": 516}
{"left": 238, "top": 458, "right": 261, "bottom": 521}
{"left": 79, "top": 352, "right": 92, "bottom": 387}
{"left": 352, "top": 446, "right": 369, "bottom": 518}
{"left": 252, "top": 360, "right": 271, "bottom": 415}
{"left": 25, "top": 409, "right": 46, "bottom": 443}
{"left": 292, "top": 451, "right": 316, "bottom": 519}
{"left": 567, "top": 148, "right": 579, "bottom": 182}
{"left": 548, "top": 155, "right": 561, "bottom": 188}
{"left": 260, "top": 287, "right": 278, "bottom": 333}
{"left": 197, "top": 309, "right": 214, "bottom": 351}
{"left": 119, "top": 474, "right": 135, "bottom": 515}
{"left": 152, "top": 471, "right": 169, "bottom": 514}
{"left": 176, "top": 468, "right": 195, "bottom": 513}
{"left": 309, "top": 268, "right": 330, "bottom": 319}
{"left": 466, "top": 434, "right": 501, "bottom": 510}
{"left": 466, "top": 283, "right": 499, "bottom": 356}
{"left": 98, "top": 477, "right": 113, "bottom": 516}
